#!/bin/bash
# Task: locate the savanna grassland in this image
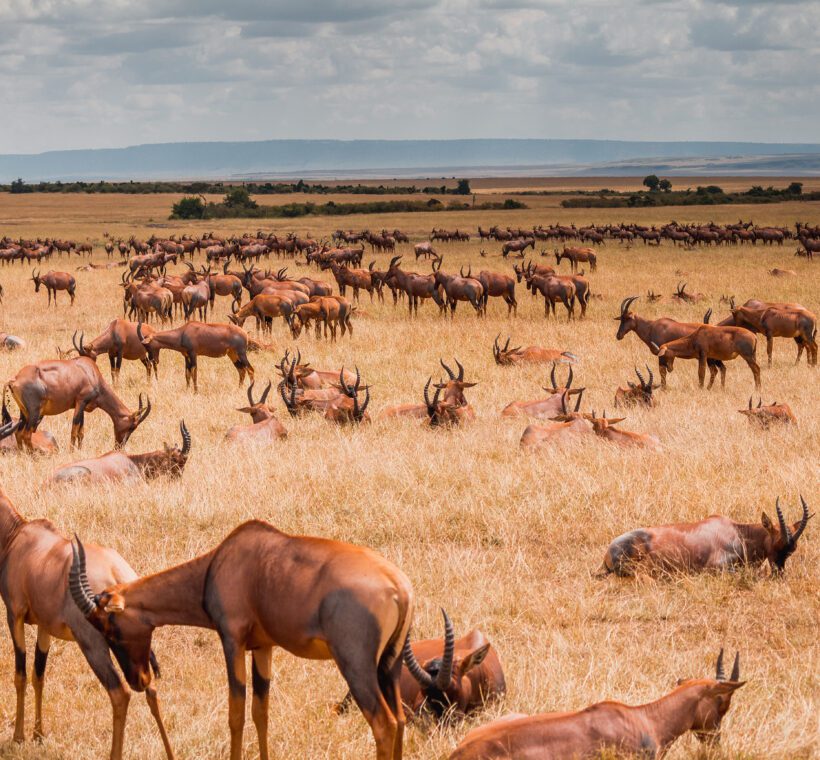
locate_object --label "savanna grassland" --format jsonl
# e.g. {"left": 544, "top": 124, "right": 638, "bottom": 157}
{"left": 0, "top": 186, "right": 817, "bottom": 760}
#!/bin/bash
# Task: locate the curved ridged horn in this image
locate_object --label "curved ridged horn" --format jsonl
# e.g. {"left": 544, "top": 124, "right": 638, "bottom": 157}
{"left": 455, "top": 358, "right": 464, "bottom": 382}
{"left": 565, "top": 364, "right": 573, "bottom": 389}
{"left": 704, "top": 308, "right": 713, "bottom": 324}
{"left": 493, "top": 334, "right": 501, "bottom": 362}
{"left": 440, "top": 359, "right": 456, "bottom": 381}
{"left": 645, "top": 364, "right": 654, "bottom": 390}
{"left": 635, "top": 365, "right": 646, "bottom": 389}
{"left": 574, "top": 387, "right": 584, "bottom": 412}
{"left": 403, "top": 635, "right": 433, "bottom": 688}
{"left": 259, "top": 380, "right": 272, "bottom": 405}
{"left": 775, "top": 497, "right": 792, "bottom": 544}
{"left": 69, "top": 536, "right": 98, "bottom": 617}
{"left": 179, "top": 420, "right": 191, "bottom": 456}
{"left": 619, "top": 295, "right": 638, "bottom": 316}
{"left": 247, "top": 381, "right": 257, "bottom": 406}
{"left": 730, "top": 652, "right": 740, "bottom": 682}
{"left": 435, "top": 609, "right": 455, "bottom": 690}
{"left": 715, "top": 648, "right": 726, "bottom": 680}
{"left": 278, "top": 380, "right": 298, "bottom": 417}
{"left": 791, "top": 495, "right": 811, "bottom": 544}
{"left": 231, "top": 298, "right": 239, "bottom": 314}
{"left": 72, "top": 330, "right": 81, "bottom": 355}
{"left": 353, "top": 382, "right": 369, "bottom": 422}
{"left": 550, "top": 362, "right": 557, "bottom": 390}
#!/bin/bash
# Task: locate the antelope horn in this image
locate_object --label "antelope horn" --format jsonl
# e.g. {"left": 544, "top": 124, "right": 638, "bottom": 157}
{"left": 775, "top": 497, "right": 793, "bottom": 544}
{"left": 791, "top": 495, "right": 811, "bottom": 544}
{"left": 493, "top": 334, "right": 500, "bottom": 361}
{"left": 179, "top": 420, "right": 191, "bottom": 456}
{"left": 435, "top": 609, "right": 455, "bottom": 690}
{"left": 72, "top": 330, "right": 81, "bottom": 355}
{"left": 455, "top": 358, "right": 464, "bottom": 382}
{"left": 503, "top": 336, "right": 511, "bottom": 352}
{"left": 635, "top": 366, "right": 646, "bottom": 388}
{"left": 730, "top": 652, "right": 740, "bottom": 682}
{"left": 550, "top": 362, "right": 557, "bottom": 390}
{"left": 565, "top": 364, "right": 573, "bottom": 389}
{"left": 715, "top": 648, "right": 726, "bottom": 680}
{"left": 403, "top": 635, "right": 433, "bottom": 688}
{"left": 69, "top": 537, "right": 98, "bottom": 617}
{"left": 574, "top": 387, "right": 584, "bottom": 412}
{"left": 748, "top": 396, "right": 753, "bottom": 410}
{"left": 646, "top": 365, "right": 654, "bottom": 390}
{"left": 339, "top": 367, "right": 354, "bottom": 397}
{"left": 354, "top": 383, "right": 369, "bottom": 421}
{"left": 704, "top": 307, "right": 713, "bottom": 324}
{"left": 247, "top": 381, "right": 256, "bottom": 406}
{"left": 423, "top": 377, "right": 433, "bottom": 409}
{"left": 757, "top": 398, "right": 762, "bottom": 408}
{"left": 138, "top": 395, "right": 152, "bottom": 423}
{"left": 231, "top": 298, "right": 239, "bottom": 314}
{"left": 440, "top": 359, "right": 456, "bottom": 381}
{"left": 259, "top": 380, "right": 272, "bottom": 405}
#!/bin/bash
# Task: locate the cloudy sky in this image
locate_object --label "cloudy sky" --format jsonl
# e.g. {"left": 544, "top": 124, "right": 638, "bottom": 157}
{"left": 1, "top": 0, "right": 818, "bottom": 154}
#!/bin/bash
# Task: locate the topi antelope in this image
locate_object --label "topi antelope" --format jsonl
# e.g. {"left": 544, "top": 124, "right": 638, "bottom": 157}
{"left": 614, "top": 365, "right": 659, "bottom": 408}
{"left": 5, "top": 357, "right": 151, "bottom": 450}
{"left": 137, "top": 321, "right": 254, "bottom": 392}
{"left": 31, "top": 269, "right": 76, "bottom": 306}
{"left": 449, "top": 651, "right": 745, "bottom": 760}
{"left": 739, "top": 398, "right": 796, "bottom": 428}
{"left": 47, "top": 421, "right": 190, "bottom": 484}
{"left": 69, "top": 521, "right": 413, "bottom": 760}
{"left": 492, "top": 335, "right": 577, "bottom": 366}
{"left": 72, "top": 322, "right": 157, "bottom": 382}
{"left": 226, "top": 381, "right": 288, "bottom": 442}
{"left": 276, "top": 349, "right": 357, "bottom": 390}
{"left": 653, "top": 325, "right": 761, "bottom": 390}
{"left": 519, "top": 399, "right": 593, "bottom": 448}
{"left": 280, "top": 368, "right": 370, "bottom": 424}
{"left": 382, "top": 359, "right": 476, "bottom": 420}
{"left": 728, "top": 306, "right": 817, "bottom": 366}
{"left": 501, "top": 363, "right": 583, "bottom": 420}
{"left": 589, "top": 410, "right": 662, "bottom": 451}
{"left": 0, "top": 486, "right": 174, "bottom": 759}
{"left": 671, "top": 282, "right": 705, "bottom": 304}
{"left": 601, "top": 496, "right": 811, "bottom": 576}
{"left": 616, "top": 295, "right": 722, "bottom": 389}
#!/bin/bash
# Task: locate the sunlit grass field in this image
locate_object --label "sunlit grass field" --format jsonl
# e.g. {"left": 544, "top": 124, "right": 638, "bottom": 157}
{"left": 0, "top": 190, "right": 817, "bottom": 759}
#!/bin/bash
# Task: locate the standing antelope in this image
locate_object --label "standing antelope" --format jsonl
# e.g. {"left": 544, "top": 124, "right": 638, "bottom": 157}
{"left": 137, "top": 322, "right": 254, "bottom": 392}
{"left": 554, "top": 246, "right": 597, "bottom": 272}
{"left": 47, "top": 421, "right": 190, "bottom": 484}
{"left": 6, "top": 357, "right": 151, "bottom": 450}
{"left": 493, "top": 335, "right": 577, "bottom": 366}
{"left": 449, "top": 652, "right": 744, "bottom": 760}
{"left": 729, "top": 306, "right": 817, "bottom": 366}
{"left": 69, "top": 522, "right": 413, "bottom": 760}
{"left": 225, "top": 381, "right": 288, "bottom": 442}
{"left": 32, "top": 269, "right": 76, "bottom": 305}
{"left": 601, "top": 496, "right": 811, "bottom": 576}
{"left": 653, "top": 324, "right": 761, "bottom": 390}
{"left": 0, "top": 486, "right": 174, "bottom": 759}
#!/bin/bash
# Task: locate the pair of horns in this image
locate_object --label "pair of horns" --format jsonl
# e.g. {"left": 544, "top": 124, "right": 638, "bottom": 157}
{"left": 247, "top": 380, "right": 272, "bottom": 406}
{"left": 560, "top": 387, "right": 584, "bottom": 415}
{"left": 440, "top": 358, "right": 464, "bottom": 382}
{"left": 619, "top": 295, "right": 639, "bottom": 317}
{"left": 715, "top": 649, "right": 741, "bottom": 682}
{"left": 403, "top": 609, "right": 455, "bottom": 691}
{"left": 548, "top": 362, "right": 573, "bottom": 391}
{"left": 775, "top": 496, "right": 811, "bottom": 547}
{"left": 634, "top": 364, "right": 654, "bottom": 391}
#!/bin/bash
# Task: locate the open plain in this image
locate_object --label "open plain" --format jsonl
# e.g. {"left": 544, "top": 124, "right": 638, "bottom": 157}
{"left": 0, "top": 189, "right": 817, "bottom": 759}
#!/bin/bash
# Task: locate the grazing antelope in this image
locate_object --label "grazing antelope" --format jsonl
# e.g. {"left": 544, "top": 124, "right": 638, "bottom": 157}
{"left": 601, "top": 496, "right": 811, "bottom": 576}
{"left": 492, "top": 335, "right": 577, "bottom": 366}
{"left": 0, "top": 486, "right": 174, "bottom": 759}
{"left": 386, "top": 256, "right": 445, "bottom": 317}
{"left": 31, "top": 269, "right": 76, "bottom": 306}
{"left": 137, "top": 321, "right": 254, "bottom": 392}
{"left": 554, "top": 246, "right": 597, "bottom": 272}
{"left": 69, "top": 522, "right": 414, "bottom": 760}
{"left": 589, "top": 410, "right": 662, "bottom": 451}
{"left": 501, "top": 364, "right": 584, "bottom": 420}
{"left": 47, "top": 421, "right": 190, "bottom": 484}
{"left": 228, "top": 293, "right": 295, "bottom": 334}
{"left": 5, "top": 357, "right": 151, "bottom": 450}
{"left": 72, "top": 322, "right": 157, "bottom": 382}
{"left": 449, "top": 651, "right": 745, "bottom": 760}
{"left": 739, "top": 398, "right": 796, "bottom": 428}
{"left": 225, "top": 381, "right": 287, "bottom": 442}
{"left": 616, "top": 296, "right": 724, "bottom": 389}
{"left": 614, "top": 365, "right": 658, "bottom": 408}
{"left": 653, "top": 325, "right": 761, "bottom": 390}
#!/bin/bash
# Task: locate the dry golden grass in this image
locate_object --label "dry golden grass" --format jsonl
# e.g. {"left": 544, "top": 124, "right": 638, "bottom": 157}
{"left": 0, "top": 193, "right": 817, "bottom": 759}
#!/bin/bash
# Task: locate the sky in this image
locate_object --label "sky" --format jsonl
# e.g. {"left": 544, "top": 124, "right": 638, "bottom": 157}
{"left": 1, "top": 0, "right": 818, "bottom": 154}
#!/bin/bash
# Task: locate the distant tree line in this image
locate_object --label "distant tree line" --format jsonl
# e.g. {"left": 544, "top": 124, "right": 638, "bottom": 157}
{"left": 1, "top": 177, "right": 473, "bottom": 196}
{"left": 171, "top": 185, "right": 519, "bottom": 220}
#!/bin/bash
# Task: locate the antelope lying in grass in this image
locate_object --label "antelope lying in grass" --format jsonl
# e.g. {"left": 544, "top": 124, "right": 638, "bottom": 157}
{"left": 226, "top": 381, "right": 288, "bottom": 441}
{"left": 32, "top": 269, "right": 76, "bottom": 306}
{"left": 381, "top": 359, "right": 476, "bottom": 420}
{"left": 137, "top": 321, "right": 254, "bottom": 392}
{"left": 501, "top": 364, "right": 584, "bottom": 420}
{"left": 601, "top": 496, "right": 811, "bottom": 576}
{"left": 6, "top": 358, "right": 151, "bottom": 450}
{"left": 739, "top": 398, "right": 796, "bottom": 428}
{"left": 69, "top": 522, "right": 413, "bottom": 760}
{"left": 614, "top": 365, "right": 658, "bottom": 408}
{"left": 653, "top": 324, "right": 761, "bottom": 390}
{"left": 276, "top": 350, "right": 358, "bottom": 390}
{"left": 280, "top": 368, "right": 370, "bottom": 424}
{"left": 0, "top": 486, "right": 173, "bottom": 759}
{"left": 589, "top": 410, "right": 662, "bottom": 451}
{"left": 338, "top": 610, "right": 505, "bottom": 720}
{"left": 492, "top": 335, "right": 577, "bottom": 366}
{"left": 519, "top": 392, "right": 592, "bottom": 448}
{"left": 47, "top": 420, "right": 190, "bottom": 484}
{"left": 449, "top": 651, "right": 745, "bottom": 760}
{"left": 616, "top": 296, "right": 722, "bottom": 389}
{"left": 72, "top": 322, "right": 157, "bottom": 382}
{"left": 671, "top": 281, "right": 705, "bottom": 304}
{"left": 0, "top": 332, "right": 25, "bottom": 350}
{"left": 423, "top": 378, "right": 475, "bottom": 427}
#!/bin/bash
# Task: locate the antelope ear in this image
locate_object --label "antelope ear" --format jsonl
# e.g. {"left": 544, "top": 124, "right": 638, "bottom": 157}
{"left": 713, "top": 681, "right": 746, "bottom": 695}
{"left": 459, "top": 643, "right": 491, "bottom": 675}
{"left": 103, "top": 592, "right": 126, "bottom": 614}
{"left": 460, "top": 382, "right": 478, "bottom": 389}
{"left": 236, "top": 406, "right": 254, "bottom": 413}
{"left": 761, "top": 512, "right": 777, "bottom": 535}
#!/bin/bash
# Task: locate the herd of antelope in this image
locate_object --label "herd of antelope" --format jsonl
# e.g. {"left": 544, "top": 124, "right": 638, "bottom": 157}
{"left": 0, "top": 216, "right": 815, "bottom": 760}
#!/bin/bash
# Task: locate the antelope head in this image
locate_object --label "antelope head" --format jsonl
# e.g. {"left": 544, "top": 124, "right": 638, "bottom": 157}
{"left": 237, "top": 380, "right": 274, "bottom": 422}
{"left": 402, "top": 610, "right": 491, "bottom": 717}
{"left": 72, "top": 330, "right": 97, "bottom": 359}
{"left": 492, "top": 334, "right": 522, "bottom": 365}
{"left": 158, "top": 420, "right": 192, "bottom": 477}
{"left": 31, "top": 269, "right": 41, "bottom": 290}
{"left": 337, "top": 366, "right": 370, "bottom": 424}
{"left": 760, "top": 496, "right": 812, "bottom": 573}
{"left": 543, "top": 362, "right": 583, "bottom": 400}
{"left": 589, "top": 410, "right": 627, "bottom": 435}
{"left": 435, "top": 358, "right": 476, "bottom": 406}
{"left": 614, "top": 295, "right": 640, "bottom": 340}
{"left": 115, "top": 394, "right": 152, "bottom": 448}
